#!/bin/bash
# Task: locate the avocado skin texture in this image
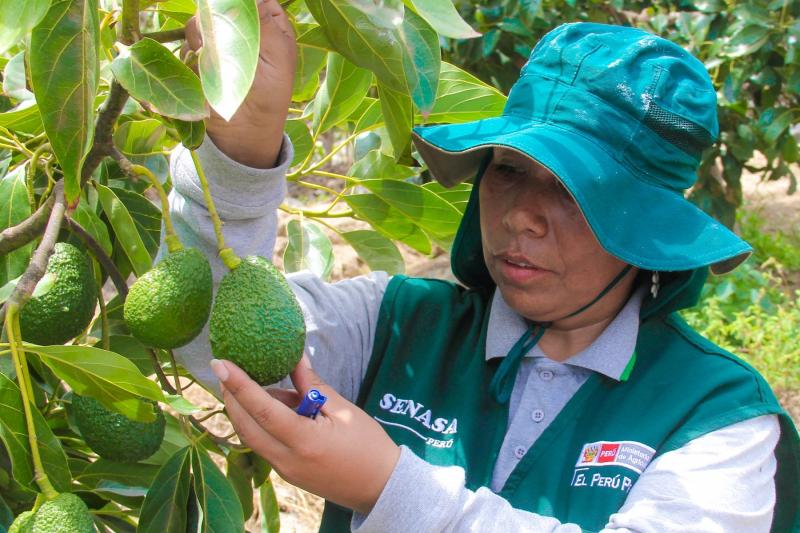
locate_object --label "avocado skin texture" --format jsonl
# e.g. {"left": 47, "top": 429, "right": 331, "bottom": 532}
{"left": 19, "top": 242, "right": 97, "bottom": 345}
{"left": 31, "top": 493, "right": 94, "bottom": 533}
{"left": 72, "top": 395, "right": 165, "bottom": 463}
{"left": 124, "top": 247, "right": 213, "bottom": 349}
{"left": 209, "top": 256, "right": 305, "bottom": 385}
{"left": 8, "top": 510, "right": 35, "bottom": 533}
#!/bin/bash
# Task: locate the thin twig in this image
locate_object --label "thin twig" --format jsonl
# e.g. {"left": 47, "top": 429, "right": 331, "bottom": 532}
{"left": 0, "top": 184, "right": 67, "bottom": 324}
{"left": 63, "top": 216, "right": 129, "bottom": 299}
{"left": 0, "top": 181, "right": 60, "bottom": 256}
{"left": 148, "top": 349, "right": 177, "bottom": 395}
{"left": 142, "top": 28, "right": 185, "bottom": 42}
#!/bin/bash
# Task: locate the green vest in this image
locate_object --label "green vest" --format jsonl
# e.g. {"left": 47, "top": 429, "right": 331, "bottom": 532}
{"left": 320, "top": 276, "right": 799, "bottom": 532}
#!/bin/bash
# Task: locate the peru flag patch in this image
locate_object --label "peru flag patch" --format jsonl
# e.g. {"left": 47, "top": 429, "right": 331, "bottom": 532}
{"left": 576, "top": 440, "right": 655, "bottom": 474}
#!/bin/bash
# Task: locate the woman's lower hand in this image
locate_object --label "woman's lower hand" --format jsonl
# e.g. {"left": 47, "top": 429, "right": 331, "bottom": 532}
{"left": 210, "top": 355, "right": 401, "bottom": 515}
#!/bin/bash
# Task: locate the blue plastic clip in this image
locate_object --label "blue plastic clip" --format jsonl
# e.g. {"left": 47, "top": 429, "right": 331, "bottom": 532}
{"left": 296, "top": 388, "right": 327, "bottom": 419}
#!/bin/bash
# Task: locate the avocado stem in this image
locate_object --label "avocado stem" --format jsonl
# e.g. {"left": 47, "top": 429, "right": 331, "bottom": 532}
{"left": 130, "top": 164, "right": 183, "bottom": 254}
{"left": 4, "top": 304, "right": 59, "bottom": 500}
{"left": 189, "top": 150, "right": 242, "bottom": 270}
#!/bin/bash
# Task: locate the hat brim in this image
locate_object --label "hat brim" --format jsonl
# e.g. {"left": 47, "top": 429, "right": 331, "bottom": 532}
{"left": 412, "top": 116, "right": 751, "bottom": 274}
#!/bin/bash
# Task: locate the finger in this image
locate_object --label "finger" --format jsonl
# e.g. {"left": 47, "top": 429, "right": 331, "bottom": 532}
{"left": 288, "top": 355, "right": 344, "bottom": 416}
{"left": 185, "top": 16, "right": 202, "bottom": 51}
{"left": 212, "top": 359, "right": 308, "bottom": 445}
{"left": 266, "top": 387, "right": 302, "bottom": 408}
{"left": 221, "top": 384, "right": 286, "bottom": 456}
{"left": 260, "top": 0, "right": 294, "bottom": 36}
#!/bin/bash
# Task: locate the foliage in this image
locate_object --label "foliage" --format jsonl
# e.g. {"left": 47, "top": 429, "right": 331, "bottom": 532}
{"left": 683, "top": 212, "right": 800, "bottom": 392}
{"left": 447, "top": 0, "right": 800, "bottom": 227}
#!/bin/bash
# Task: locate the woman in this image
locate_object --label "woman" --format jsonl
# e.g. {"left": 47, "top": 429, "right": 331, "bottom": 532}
{"left": 170, "top": 4, "right": 799, "bottom": 531}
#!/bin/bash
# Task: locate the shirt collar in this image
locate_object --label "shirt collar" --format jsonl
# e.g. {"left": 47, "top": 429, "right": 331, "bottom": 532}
{"left": 485, "top": 286, "right": 646, "bottom": 382}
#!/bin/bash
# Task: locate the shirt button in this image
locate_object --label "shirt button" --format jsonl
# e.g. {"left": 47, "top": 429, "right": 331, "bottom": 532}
{"left": 513, "top": 445, "right": 526, "bottom": 459}
{"left": 532, "top": 409, "right": 545, "bottom": 423}
{"left": 539, "top": 370, "right": 554, "bottom": 381}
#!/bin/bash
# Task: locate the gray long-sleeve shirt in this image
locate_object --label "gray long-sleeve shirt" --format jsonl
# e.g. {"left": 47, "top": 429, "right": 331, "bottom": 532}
{"left": 166, "top": 136, "right": 779, "bottom": 533}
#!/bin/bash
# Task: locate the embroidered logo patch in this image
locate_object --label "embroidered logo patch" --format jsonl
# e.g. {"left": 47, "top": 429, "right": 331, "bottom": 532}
{"left": 575, "top": 440, "right": 655, "bottom": 474}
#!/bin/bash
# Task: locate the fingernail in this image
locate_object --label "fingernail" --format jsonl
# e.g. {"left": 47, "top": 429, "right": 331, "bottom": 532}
{"left": 210, "top": 359, "right": 229, "bottom": 382}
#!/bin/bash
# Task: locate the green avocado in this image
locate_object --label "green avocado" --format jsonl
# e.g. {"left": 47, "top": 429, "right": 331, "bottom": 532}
{"left": 71, "top": 395, "right": 165, "bottom": 463}
{"left": 19, "top": 242, "right": 97, "bottom": 345}
{"left": 209, "top": 256, "right": 305, "bottom": 385}
{"left": 31, "top": 493, "right": 94, "bottom": 533}
{"left": 8, "top": 510, "right": 35, "bottom": 533}
{"left": 124, "top": 247, "right": 213, "bottom": 349}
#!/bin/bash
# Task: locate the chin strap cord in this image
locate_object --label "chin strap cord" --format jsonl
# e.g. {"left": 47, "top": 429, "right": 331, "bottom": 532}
{"left": 489, "top": 264, "right": 635, "bottom": 404}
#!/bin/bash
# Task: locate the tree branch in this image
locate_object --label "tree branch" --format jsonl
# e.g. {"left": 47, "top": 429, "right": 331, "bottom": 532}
{"left": 81, "top": 82, "right": 130, "bottom": 186}
{"left": 63, "top": 216, "right": 129, "bottom": 299}
{"left": 0, "top": 181, "right": 60, "bottom": 256}
{"left": 142, "top": 28, "right": 185, "bottom": 43}
{"left": 121, "top": 0, "right": 141, "bottom": 44}
{"left": 0, "top": 184, "right": 67, "bottom": 324}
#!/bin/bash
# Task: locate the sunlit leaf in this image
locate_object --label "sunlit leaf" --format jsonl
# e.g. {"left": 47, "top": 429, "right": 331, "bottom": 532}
{"left": 403, "top": 0, "right": 479, "bottom": 39}
{"left": 173, "top": 119, "right": 206, "bottom": 150}
{"left": 23, "top": 343, "right": 165, "bottom": 422}
{"left": 284, "top": 219, "right": 334, "bottom": 280}
{"left": 0, "top": 0, "right": 50, "bottom": 55}
{"left": 69, "top": 197, "right": 113, "bottom": 256}
{"left": 377, "top": 81, "right": 413, "bottom": 162}
{"left": 342, "top": 230, "right": 405, "bottom": 274}
{"left": 259, "top": 478, "right": 280, "bottom": 533}
{"left": 312, "top": 53, "right": 372, "bottom": 134}
{"left": 349, "top": 150, "right": 416, "bottom": 181}
{"left": 344, "top": 193, "right": 432, "bottom": 254}
{"left": 112, "top": 38, "right": 207, "bottom": 121}
{"left": 113, "top": 119, "right": 170, "bottom": 156}
{"left": 191, "top": 446, "right": 245, "bottom": 533}
{"left": 0, "top": 101, "right": 44, "bottom": 135}
{"left": 197, "top": 0, "right": 260, "bottom": 120}
{"left": 293, "top": 32, "right": 328, "bottom": 102}
{"left": 2, "top": 52, "right": 34, "bottom": 101}
{"left": 30, "top": 0, "right": 100, "bottom": 203}
{"left": 285, "top": 118, "right": 313, "bottom": 168}
{"left": 422, "top": 63, "right": 506, "bottom": 124}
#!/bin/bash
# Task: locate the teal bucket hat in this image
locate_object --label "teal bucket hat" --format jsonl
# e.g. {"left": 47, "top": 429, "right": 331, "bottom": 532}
{"left": 412, "top": 22, "right": 751, "bottom": 289}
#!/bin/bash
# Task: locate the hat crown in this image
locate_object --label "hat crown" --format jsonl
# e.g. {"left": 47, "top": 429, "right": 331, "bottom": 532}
{"left": 506, "top": 23, "right": 719, "bottom": 192}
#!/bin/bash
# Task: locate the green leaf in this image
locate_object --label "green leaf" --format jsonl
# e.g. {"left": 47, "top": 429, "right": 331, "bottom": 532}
{"left": 352, "top": 97, "right": 382, "bottom": 133}
{"left": 163, "top": 394, "right": 204, "bottom": 416}
{"left": 359, "top": 178, "right": 462, "bottom": 238}
{"left": 296, "top": 24, "right": 332, "bottom": 50}
{"left": 723, "top": 25, "right": 771, "bottom": 58}
{"left": 312, "top": 53, "right": 373, "bottom": 134}
{"left": 111, "top": 186, "right": 162, "bottom": 259}
{"left": 423, "top": 62, "right": 506, "bottom": 124}
{"left": 111, "top": 38, "right": 208, "bottom": 121}
{"left": 138, "top": 446, "right": 192, "bottom": 533}
{"left": 30, "top": 0, "right": 100, "bottom": 203}
{"left": 113, "top": 118, "right": 170, "bottom": 156}
{"left": 226, "top": 450, "right": 267, "bottom": 521}
{"left": 284, "top": 219, "right": 334, "bottom": 280}
{"left": 258, "top": 478, "right": 280, "bottom": 533}
{"left": 0, "top": 101, "right": 44, "bottom": 136}
{"left": 349, "top": 150, "right": 417, "bottom": 181}
{"left": 3, "top": 52, "right": 34, "bottom": 101}
{"left": 70, "top": 197, "right": 113, "bottom": 257}
{"left": 76, "top": 458, "right": 160, "bottom": 493}
{"left": 342, "top": 230, "right": 405, "bottom": 274}
{"left": 0, "top": 0, "right": 50, "bottom": 55}
{"left": 764, "top": 109, "right": 793, "bottom": 145}
{"left": 173, "top": 119, "right": 206, "bottom": 150}
{"left": 197, "top": 0, "right": 260, "bottom": 120}
{"left": 293, "top": 41, "right": 328, "bottom": 102}
{"left": 285, "top": 118, "right": 313, "bottom": 168}
{"left": 0, "top": 165, "right": 32, "bottom": 286}
{"left": 344, "top": 193, "right": 431, "bottom": 254}
{"left": 0, "top": 372, "right": 72, "bottom": 494}
{"left": 95, "top": 183, "right": 152, "bottom": 277}
{"left": 403, "top": 0, "right": 480, "bottom": 39}
{"left": 422, "top": 181, "right": 472, "bottom": 214}
{"left": 106, "top": 334, "right": 153, "bottom": 375}
{"left": 398, "top": 8, "right": 441, "bottom": 113}
{"left": 0, "top": 276, "right": 19, "bottom": 306}
{"left": 23, "top": 343, "right": 165, "bottom": 421}
{"left": 377, "top": 81, "right": 413, "bottom": 162}
{"left": 190, "top": 446, "right": 245, "bottom": 533}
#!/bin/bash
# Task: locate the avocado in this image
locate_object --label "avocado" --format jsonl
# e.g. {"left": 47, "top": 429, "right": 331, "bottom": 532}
{"left": 8, "top": 510, "right": 35, "bottom": 533}
{"left": 124, "top": 247, "right": 213, "bottom": 349}
{"left": 19, "top": 242, "right": 97, "bottom": 345}
{"left": 209, "top": 256, "right": 305, "bottom": 385}
{"left": 30, "top": 493, "right": 94, "bottom": 533}
{"left": 71, "top": 395, "right": 165, "bottom": 463}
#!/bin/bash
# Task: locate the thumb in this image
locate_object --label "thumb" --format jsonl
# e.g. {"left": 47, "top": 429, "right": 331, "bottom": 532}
{"left": 289, "top": 353, "right": 327, "bottom": 396}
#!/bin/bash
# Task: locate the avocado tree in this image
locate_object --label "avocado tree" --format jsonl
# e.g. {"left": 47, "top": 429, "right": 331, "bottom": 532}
{"left": 0, "top": 0, "right": 502, "bottom": 530}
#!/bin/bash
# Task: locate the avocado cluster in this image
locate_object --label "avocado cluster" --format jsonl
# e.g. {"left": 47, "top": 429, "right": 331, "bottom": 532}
{"left": 124, "top": 247, "right": 213, "bottom": 349}
{"left": 8, "top": 493, "right": 94, "bottom": 533}
{"left": 71, "top": 394, "right": 165, "bottom": 463}
{"left": 209, "top": 256, "right": 305, "bottom": 385}
{"left": 19, "top": 242, "right": 97, "bottom": 345}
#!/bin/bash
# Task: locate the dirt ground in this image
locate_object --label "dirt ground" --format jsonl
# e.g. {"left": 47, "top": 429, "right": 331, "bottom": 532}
{"left": 184, "top": 170, "right": 799, "bottom": 532}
